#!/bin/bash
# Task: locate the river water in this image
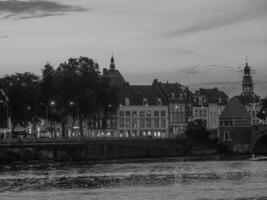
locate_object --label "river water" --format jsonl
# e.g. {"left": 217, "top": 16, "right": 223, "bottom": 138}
{"left": 0, "top": 159, "right": 266, "bottom": 200}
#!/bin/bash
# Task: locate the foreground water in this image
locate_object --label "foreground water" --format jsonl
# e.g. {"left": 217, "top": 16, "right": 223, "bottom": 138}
{"left": 0, "top": 159, "right": 266, "bottom": 200}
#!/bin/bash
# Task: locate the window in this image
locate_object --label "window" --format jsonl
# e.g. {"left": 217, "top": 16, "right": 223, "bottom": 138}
{"left": 146, "top": 119, "right": 151, "bottom": 128}
{"left": 140, "top": 119, "right": 145, "bottom": 128}
{"left": 132, "top": 111, "right": 137, "bottom": 117}
{"left": 119, "top": 111, "right": 124, "bottom": 117}
{"left": 203, "top": 110, "right": 207, "bottom": 117}
{"left": 143, "top": 98, "right": 148, "bottom": 106}
{"left": 224, "top": 130, "right": 231, "bottom": 141}
{"left": 140, "top": 111, "right": 145, "bottom": 117}
{"left": 161, "top": 111, "right": 166, "bottom": 117}
{"left": 126, "top": 111, "right": 131, "bottom": 117}
{"left": 146, "top": 110, "right": 151, "bottom": 117}
{"left": 155, "top": 119, "right": 159, "bottom": 128}
{"left": 119, "top": 119, "right": 124, "bottom": 128}
{"left": 132, "top": 119, "right": 137, "bottom": 128}
{"left": 161, "top": 120, "right": 166, "bottom": 128}
{"left": 126, "top": 119, "right": 131, "bottom": 128}
{"left": 154, "top": 111, "right": 159, "bottom": 117}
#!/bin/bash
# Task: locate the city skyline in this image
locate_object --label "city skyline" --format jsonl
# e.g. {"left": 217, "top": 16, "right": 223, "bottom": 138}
{"left": 0, "top": 0, "right": 267, "bottom": 85}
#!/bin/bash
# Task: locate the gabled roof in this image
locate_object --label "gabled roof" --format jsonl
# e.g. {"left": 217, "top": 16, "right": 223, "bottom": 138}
{"left": 129, "top": 85, "right": 166, "bottom": 105}
{"left": 220, "top": 97, "right": 250, "bottom": 118}
{"left": 198, "top": 87, "right": 228, "bottom": 104}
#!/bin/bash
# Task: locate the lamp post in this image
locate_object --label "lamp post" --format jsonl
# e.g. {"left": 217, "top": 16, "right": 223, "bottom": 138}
{"left": 70, "top": 101, "right": 80, "bottom": 136}
{"left": 69, "top": 101, "right": 79, "bottom": 122}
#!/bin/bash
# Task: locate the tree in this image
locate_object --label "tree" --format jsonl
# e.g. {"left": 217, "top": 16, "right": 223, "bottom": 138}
{"left": 0, "top": 72, "right": 40, "bottom": 134}
{"left": 257, "top": 98, "right": 267, "bottom": 121}
{"left": 185, "top": 119, "right": 211, "bottom": 143}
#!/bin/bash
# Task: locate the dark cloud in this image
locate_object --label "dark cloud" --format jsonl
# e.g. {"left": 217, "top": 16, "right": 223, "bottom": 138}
{"left": 166, "top": 1, "right": 267, "bottom": 37}
{"left": 0, "top": 0, "right": 87, "bottom": 19}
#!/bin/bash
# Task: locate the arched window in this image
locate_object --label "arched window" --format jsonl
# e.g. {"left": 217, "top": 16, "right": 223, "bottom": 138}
{"left": 224, "top": 130, "right": 231, "bottom": 141}
{"left": 125, "top": 98, "right": 130, "bottom": 106}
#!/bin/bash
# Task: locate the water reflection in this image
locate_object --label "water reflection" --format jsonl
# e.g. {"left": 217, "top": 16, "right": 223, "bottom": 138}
{"left": 0, "top": 160, "right": 266, "bottom": 200}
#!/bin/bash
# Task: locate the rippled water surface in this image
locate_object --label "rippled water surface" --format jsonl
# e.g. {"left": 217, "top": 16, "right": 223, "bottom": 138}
{"left": 0, "top": 159, "right": 266, "bottom": 200}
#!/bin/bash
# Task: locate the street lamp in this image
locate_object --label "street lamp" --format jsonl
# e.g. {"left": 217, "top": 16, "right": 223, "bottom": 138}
{"left": 69, "top": 101, "right": 79, "bottom": 122}
{"left": 41, "top": 100, "right": 55, "bottom": 133}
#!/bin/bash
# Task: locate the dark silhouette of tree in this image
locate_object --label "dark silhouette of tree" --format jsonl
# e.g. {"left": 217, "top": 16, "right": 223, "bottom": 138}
{"left": 0, "top": 56, "right": 120, "bottom": 138}
{"left": 257, "top": 98, "right": 267, "bottom": 121}
{"left": 0, "top": 72, "right": 40, "bottom": 134}
{"left": 185, "top": 119, "right": 211, "bottom": 143}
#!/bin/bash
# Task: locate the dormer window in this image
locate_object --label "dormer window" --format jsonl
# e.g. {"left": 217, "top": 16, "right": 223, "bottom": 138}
{"left": 125, "top": 98, "right": 130, "bottom": 106}
{"left": 218, "top": 97, "right": 222, "bottom": 104}
{"left": 157, "top": 98, "right": 162, "bottom": 105}
{"left": 143, "top": 98, "right": 148, "bottom": 106}
{"left": 180, "top": 93, "right": 183, "bottom": 99}
{"left": 171, "top": 92, "right": 175, "bottom": 98}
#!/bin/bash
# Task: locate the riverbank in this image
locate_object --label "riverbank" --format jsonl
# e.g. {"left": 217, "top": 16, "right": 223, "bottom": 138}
{"left": 0, "top": 138, "right": 252, "bottom": 164}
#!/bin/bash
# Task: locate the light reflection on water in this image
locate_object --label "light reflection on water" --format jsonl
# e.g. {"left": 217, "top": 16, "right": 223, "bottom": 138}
{"left": 0, "top": 159, "right": 266, "bottom": 200}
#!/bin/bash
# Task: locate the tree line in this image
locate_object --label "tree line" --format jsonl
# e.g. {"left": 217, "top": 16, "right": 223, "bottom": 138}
{"left": 0, "top": 57, "right": 120, "bottom": 137}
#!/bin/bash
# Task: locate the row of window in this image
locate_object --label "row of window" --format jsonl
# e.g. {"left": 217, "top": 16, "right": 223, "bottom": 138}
{"left": 170, "top": 104, "right": 186, "bottom": 112}
{"left": 118, "top": 130, "right": 167, "bottom": 138}
{"left": 194, "top": 109, "right": 207, "bottom": 118}
{"left": 119, "top": 110, "right": 166, "bottom": 117}
{"left": 119, "top": 119, "right": 167, "bottom": 129}
{"left": 170, "top": 112, "right": 186, "bottom": 123}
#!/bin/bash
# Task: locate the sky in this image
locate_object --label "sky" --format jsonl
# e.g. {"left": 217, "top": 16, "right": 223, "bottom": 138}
{"left": 0, "top": 0, "right": 267, "bottom": 85}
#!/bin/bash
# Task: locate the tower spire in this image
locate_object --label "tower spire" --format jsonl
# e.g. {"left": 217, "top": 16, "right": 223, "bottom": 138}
{"left": 242, "top": 58, "right": 253, "bottom": 95}
{"left": 110, "top": 54, "right": 115, "bottom": 70}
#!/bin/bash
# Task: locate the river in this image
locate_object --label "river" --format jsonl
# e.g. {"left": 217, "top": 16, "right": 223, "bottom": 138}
{"left": 0, "top": 159, "right": 266, "bottom": 200}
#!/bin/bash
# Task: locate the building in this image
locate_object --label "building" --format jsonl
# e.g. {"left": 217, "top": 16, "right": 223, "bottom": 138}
{"left": 237, "top": 61, "right": 261, "bottom": 126}
{"left": 192, "top": 88, "right": 228, "bottom": 130}
{"left": 153, "top": 80, "right": 192, "bottom": 137}
{"left": 117, "top": 85, "right": 169, "bottom": 138}
{"left": 102, "top": 56, "right": 169, "bottom": 138}
{"left": 218, "top": 97, "right": 252, "bottom": 152}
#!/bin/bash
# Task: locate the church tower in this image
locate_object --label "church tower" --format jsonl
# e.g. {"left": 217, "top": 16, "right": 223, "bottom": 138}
{"left": 242, "top": 61, "right": 253, "bottom": 95}
{"left": 110, "top": 55, "right": 115, "bottom": 71}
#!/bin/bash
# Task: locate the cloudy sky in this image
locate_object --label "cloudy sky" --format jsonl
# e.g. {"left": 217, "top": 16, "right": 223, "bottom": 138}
{"left": 0, "top": 0, "right": 266, "bottom": 85}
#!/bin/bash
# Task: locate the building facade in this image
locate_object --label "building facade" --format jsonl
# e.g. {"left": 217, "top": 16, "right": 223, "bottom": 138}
{"left": 219, "top": 97, "right": 252, "bottom": 152}
{"left": 192, "top": 88, "right": 228, "bottom": 130}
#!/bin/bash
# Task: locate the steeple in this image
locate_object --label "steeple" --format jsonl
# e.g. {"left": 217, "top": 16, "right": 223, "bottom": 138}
{"left": 242, "top": 60, "right": 253, "bottom": 95}
{"left": 110, "top": 55, "right": 115, "bottom": 70}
